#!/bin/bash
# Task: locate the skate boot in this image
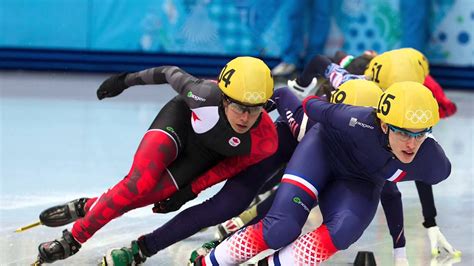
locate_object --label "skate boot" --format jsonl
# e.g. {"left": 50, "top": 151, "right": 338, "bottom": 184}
{"left": 102, "top": 239, "right": 148, "bottom": 266}
{"left": 287, "top": 77, "right": 318, "bottom": 99}
{"left": 40, "top": 198, "right": 89, "bottom": 227}
{"left": 37, "top": 229, "right": 81, "bottom": 264}
{"left": 192, "top": 256, "right": 205, "bottom": 266}
{"left": 189, "top": 240, "right": 220, "bottom": 264}
{"left": 393, "top": 247, "right": 409, "bottom": 266}
{"left": 215, "top": 217, "right": 245, "bottom": 241}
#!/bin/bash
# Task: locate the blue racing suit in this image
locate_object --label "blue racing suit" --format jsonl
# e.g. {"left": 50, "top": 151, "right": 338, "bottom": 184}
{"left": 205, "top": 94, "right": 450, "bottom": 265}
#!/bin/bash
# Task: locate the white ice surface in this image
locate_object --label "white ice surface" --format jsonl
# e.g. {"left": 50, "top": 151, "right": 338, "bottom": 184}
{"left": 1, "top": 71, "right": 472, "bottom": 265}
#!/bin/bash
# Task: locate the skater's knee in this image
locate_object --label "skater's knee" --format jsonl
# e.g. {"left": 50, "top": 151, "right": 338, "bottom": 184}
{"left": 327, "top": 212, "right": 364, "bottom": 250}
{"left": 263, "top": 218, "right": 302, "bottom": 249}
{"left": 332, "top": 236, "right": 353, "bottom": 250}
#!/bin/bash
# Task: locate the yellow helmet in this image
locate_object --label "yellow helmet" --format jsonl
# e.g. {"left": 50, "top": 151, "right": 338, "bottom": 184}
{"left": 376, "top": 81, "right": 439, "bottom": 129}
{"left": 395, "top": 48, "right": 430, "bottom": 77}
{"left": 364, "top": 50, "right": 426, "bottom": 90}
{"left": 330, "top": 79, "right": 383, "bottom": 108}
{"left": 218, "top": 56, "right": 274, "bottom": 105}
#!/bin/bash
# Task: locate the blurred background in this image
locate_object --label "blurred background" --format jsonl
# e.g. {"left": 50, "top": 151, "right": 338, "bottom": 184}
{"left": 1, "top": 0, "right": 473, "bottom": 265}
{"left": 0, "top": 0, "right": 473, "bottom": 85}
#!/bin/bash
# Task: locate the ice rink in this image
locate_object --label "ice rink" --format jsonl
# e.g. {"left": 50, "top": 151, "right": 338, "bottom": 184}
{"left": 1, "top": 70, "right": 473, "bottom": 265}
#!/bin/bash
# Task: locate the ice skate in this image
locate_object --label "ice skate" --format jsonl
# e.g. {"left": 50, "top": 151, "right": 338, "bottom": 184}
{"left": 189, "top": 240, "right": 220, "bottom": 264}
{"left": 287, "top": 77, "right": 318, "bottom": 99}
{"left": 215, "top": 217, "right": 245, "bottom": 241}
{"left": 36, "top": 229, "right": 81, "bottom": 264}
{"left": 15, "top": 198, "right": 89, "bottom": 233}
{"left": 393, "top": 247, "right": 409, "bottom": 266}
{"left": 101, "top": 240, "right": 147, "bottom": 266}
{"left": 39, "top": 198, "right": 89, "bottom": 227}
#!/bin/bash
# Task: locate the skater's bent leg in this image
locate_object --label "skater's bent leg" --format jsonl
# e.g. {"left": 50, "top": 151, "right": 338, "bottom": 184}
{"left": 246, "top": 190, "right": 276, "bottom": 225}
{"left": 263, "top": 182, "right": 317, "bottom": 249}
{"left": 268, "top": 179, "right": 382, "bottom": 264}
{"left": 209, "top": 128, "right": 330, "bottom": 264}
{"left": 321, "top": 180, "right": 381, "bottom": 250}
{"left": 209, "top": 182, "right": 317, "bottom": 264}
{"left": 72, "top": 130, "right": 178, "bottom": 243}
{"left": 141, "top": 166, "right": 267, "bottom": 255}
{"left": 140, "top": 135, "right": 295, "bottom": 254}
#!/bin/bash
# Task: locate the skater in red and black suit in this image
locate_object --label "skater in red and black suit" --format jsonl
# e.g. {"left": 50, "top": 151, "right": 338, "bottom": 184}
{"left": 34, "top": 56, "right": 278, "bottom": 264}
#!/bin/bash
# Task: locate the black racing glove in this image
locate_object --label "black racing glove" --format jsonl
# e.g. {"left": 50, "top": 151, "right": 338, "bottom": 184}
{"left": 97, "top": 72, "right": 129, "bottom": 100}
{"left": 152, "top": 185, "right": 197, "bottom": 213}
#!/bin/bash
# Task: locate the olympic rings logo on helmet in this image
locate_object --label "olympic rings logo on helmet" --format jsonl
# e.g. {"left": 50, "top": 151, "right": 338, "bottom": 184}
{"left": 405, "top": 109, "right": 433, "bottom": 124}
{"left": 217, "top": 56, "right": 274, "bottom": 105}
{"left": 243, "top": 91, "right": 266, "bottom": 103}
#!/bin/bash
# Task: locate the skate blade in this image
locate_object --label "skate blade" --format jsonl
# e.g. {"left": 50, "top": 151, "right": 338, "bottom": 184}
{"left": 31, "top": 258, "right": 43, "bottom": 266}
{"left": 15, "top": 220, "right": 42, "bottom": 233}
{"left": 98, "top": 256, "right": 107, "bottom": 266}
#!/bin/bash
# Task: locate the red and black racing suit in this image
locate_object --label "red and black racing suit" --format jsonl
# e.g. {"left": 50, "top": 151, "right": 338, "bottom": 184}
{"left": 71, "top": 66, "right": 278, "bottom": 243}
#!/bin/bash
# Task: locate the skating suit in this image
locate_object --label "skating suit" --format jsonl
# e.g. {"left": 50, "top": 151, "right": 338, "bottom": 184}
{"left": 205, "top": 95, "right": 450, "bottom": 265}
{"left": 71, "top": 66, "right": 277, "bottom": 243}
{"left": 139, "top": 85, "right": 306, "bottom": 254}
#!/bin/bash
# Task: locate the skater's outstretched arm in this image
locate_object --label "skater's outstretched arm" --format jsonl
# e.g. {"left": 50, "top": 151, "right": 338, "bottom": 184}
{"left": 96, "top": 66, "right": 214, "bottom": 101}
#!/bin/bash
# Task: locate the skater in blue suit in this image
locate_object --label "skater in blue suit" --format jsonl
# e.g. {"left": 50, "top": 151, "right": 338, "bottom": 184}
{"left": 199, "top": 81, "right": 451, "bottom": 265}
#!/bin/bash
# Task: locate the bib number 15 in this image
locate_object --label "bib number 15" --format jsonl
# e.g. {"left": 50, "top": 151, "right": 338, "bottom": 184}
{"left": 377, "top": 93, "right": 396, "bottom": 115}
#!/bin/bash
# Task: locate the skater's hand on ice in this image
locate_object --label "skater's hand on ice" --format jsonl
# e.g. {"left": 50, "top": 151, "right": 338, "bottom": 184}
{"left": 427, "top": 226, "right": 461, "bottom": 257}
{"left": 97, "top": 72, "right": 129, "bottom": 100}
{"left": 152, "top": 185, "right": 197, "bottom": 213}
